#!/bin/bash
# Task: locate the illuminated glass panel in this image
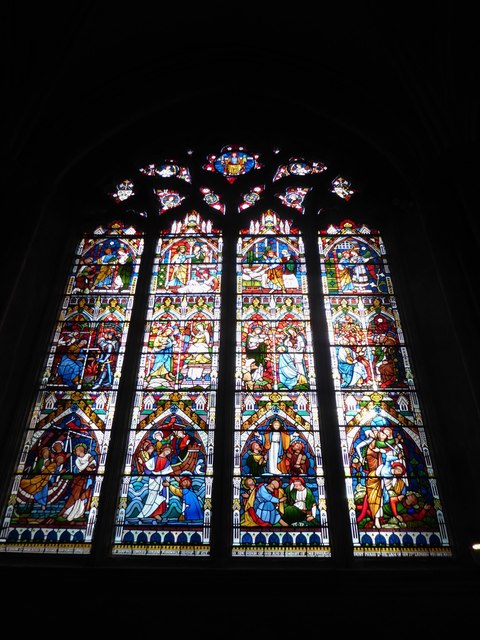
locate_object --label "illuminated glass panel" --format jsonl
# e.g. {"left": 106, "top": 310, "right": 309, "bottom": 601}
{"left": 330, "top": 176, "right": 355, "bottom": 201}
{"left": 232, "top": 210, "right": 330, "bottom": 557}
{"left": 109, "top": 179, "right": 135, "bottom": 203}
{"left": 0, "top": 143, "right": 453, "bottom": 562}
{"left": 239, "top": 186, "right": 264, "bottom": 212}
{"left": 154, "top": 189, "right": 185, "bottom": 213}
{"left": 113, "top": 211, "right": 221, "bottom": 555}
{"left": 200, "top": 187, "right": 225, "bottom": 214}
{"left": 0, "top": 221, "right": 144, "bottom": 553}
{"left": 319, "top": 219, "right": 451, "bottom": 557}
{"left": 273, "top": 158, "right": 327, "bottom": 181}
{"left": 140, "top": 161, "right": 192, "bottom": 182}
{"left": 275, "top": 187, "right": 311, "bottom": 213}
{"left": 203, "top": 145, "right": 262, "bottom": 183}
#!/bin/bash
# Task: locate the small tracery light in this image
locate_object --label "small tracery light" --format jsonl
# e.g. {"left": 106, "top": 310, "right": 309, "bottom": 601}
{"left": 109, "top": 179, "right": 135, "bottom": 203}
{"left": 154, "top": 188, "right": 185, "bottom": 212}
{"left": 239, "top": 186, "right": 264, "bottom": 212}
{"left": 276, "top": 186, "right": 311, "bottom": 213}
{"left": 330, "top": 175, "right": 356, "bottom": 201}
{"left": 200, "top": 187, "right": 225, "bottom": 214}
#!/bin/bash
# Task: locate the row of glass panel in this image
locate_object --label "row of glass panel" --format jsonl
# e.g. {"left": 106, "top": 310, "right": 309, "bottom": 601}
{"left": 0, "top": 214, "right": 450, "bottom": 557}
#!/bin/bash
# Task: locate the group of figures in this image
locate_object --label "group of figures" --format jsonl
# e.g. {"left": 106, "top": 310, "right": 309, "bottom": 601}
{"left": 335, "top": 240, "right": 387, "bottom": 295}
{"left": 13, "top": 412, "right": 99, "bottom": 526}
{"left": 241, "top": 321, "right": 310, "bottom": 391}
{"left": 160, "top": 240, "right": 220, "bottom": 294}
{"left": 242, "top": 244, "right": 301, "bottom": 295}
{"left": 54, "top": 325, "right": 120, "bottom": 389}
{"left": 350, "top": 419, "right": 437, "bottom": 531}
{"left": 73, "top": 239, "right": 135, "bottom": 294}
{"left": 333, "top": 303, "right": 407, "bottom": 390}
{"left": 240, "top": 417, "right": 321, "bottom": 529}
{"left": 336, "top": 342, "right": 405, "bottom": 390}
{"left": 125, "top": 418, "right": 206, "bottom": 525}
{"left": 48, "top": 233, "right": 139, "bottom": 391}
{"left": 144, "top": 318, "right": 214, "bottom": 388}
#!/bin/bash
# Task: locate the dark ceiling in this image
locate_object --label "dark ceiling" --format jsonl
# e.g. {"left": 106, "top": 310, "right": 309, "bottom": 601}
{"left": 7, "top": 3, "right": 477, "bottom": 192}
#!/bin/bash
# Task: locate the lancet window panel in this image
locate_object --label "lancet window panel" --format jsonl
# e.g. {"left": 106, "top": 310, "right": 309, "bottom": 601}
{"left": 0, "top": 221, "right": 144, "bottom": 553}
{"left": 232, "top": 210, "right": 330, "bottom": 557}
{"left": 319, "top": 220, "right": 451, "bottom": 557}
{"left": 112, "top": 212, "right": 221, "bottom": 556}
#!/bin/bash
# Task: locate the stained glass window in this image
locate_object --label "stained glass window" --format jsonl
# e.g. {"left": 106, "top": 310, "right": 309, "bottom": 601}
{"left": 319, "top": 220, "right": 450, "bottom": 556}
{"left": 233, "top": 210, "right": 329, "bottom": 557}
{"left": 0, "top": 144, "right": 452, "bottom": 560}
{"left": 0, "top": 221, "right": 144, "bottom": 552}
{"left": 113, "top": 212, "right": 221, "bottom": 555}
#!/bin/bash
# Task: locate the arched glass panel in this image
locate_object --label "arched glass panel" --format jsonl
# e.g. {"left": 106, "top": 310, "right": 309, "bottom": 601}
{"left": 0, "top": 221, "right": 144, "bottom": 553}
{"left": 113, "top": 212, "right": 221, "bottom": 555}
{"left": 232, "top": 210, "right": 330, "bottom": 557}
{"left": 0, "top": 143, "right": 453, "bottom": 562}
{"left": 318, "top": 219, "right": 451, "bottom": 557}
